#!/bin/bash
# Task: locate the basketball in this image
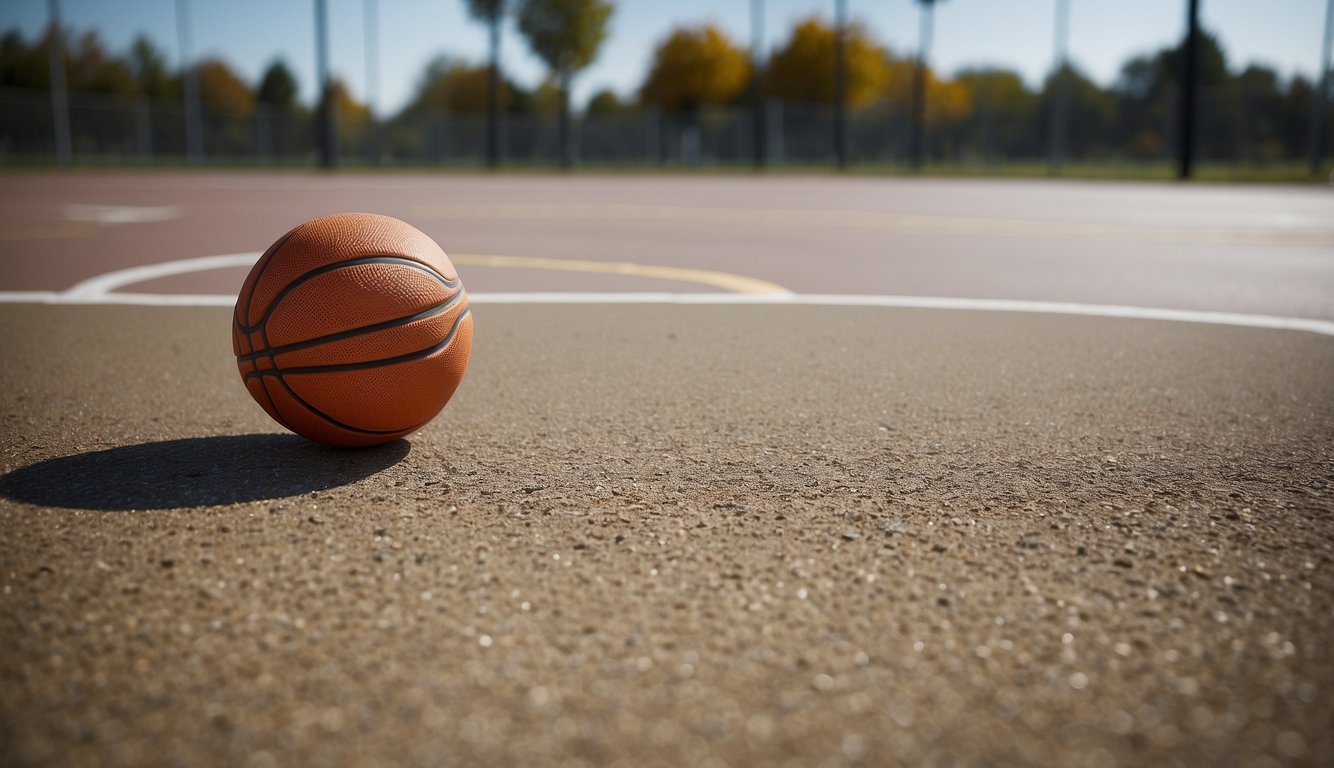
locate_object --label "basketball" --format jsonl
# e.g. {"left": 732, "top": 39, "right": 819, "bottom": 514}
{"left": 232, "top": 213, "right": 473, "bottom": 448}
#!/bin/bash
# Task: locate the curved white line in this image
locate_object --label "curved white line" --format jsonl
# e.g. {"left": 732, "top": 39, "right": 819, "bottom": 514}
{"left": 1, "top": 289, "right": 1330, "bottom": 337}
{"left": 63, "top": 253, "right": 260, "bottom": 299}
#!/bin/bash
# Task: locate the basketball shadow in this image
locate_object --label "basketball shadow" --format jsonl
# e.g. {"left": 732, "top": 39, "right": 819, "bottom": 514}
{"left": 0, "top": 434, "right": 409, "bottom": 511}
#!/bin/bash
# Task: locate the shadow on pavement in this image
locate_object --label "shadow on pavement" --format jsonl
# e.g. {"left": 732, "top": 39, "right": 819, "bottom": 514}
{"left": 0, "top": 434, "right": 409, "bottom": 511}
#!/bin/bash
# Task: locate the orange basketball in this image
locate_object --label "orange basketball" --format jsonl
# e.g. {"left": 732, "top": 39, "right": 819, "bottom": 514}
{"left": 232, "top": 213, "right": 473, "bottom": 448}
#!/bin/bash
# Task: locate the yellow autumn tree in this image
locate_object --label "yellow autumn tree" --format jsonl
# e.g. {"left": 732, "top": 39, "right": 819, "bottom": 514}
{"left": 640, "top": 24, "right": 751, "bottom": 112}
{"left": 407, "top": 57, "right": 515, "bottom": 114}
{"left": 328, "top": 78, "right": 372, "bottom": 148}
{"left": 766, "top": 17, "right": 890, "bottom": 107}
{"left": 884, "top": 58, "right": 970, "bottom": 125}
{"left": 195, "top": 58, "right": 254, "bottom": 117}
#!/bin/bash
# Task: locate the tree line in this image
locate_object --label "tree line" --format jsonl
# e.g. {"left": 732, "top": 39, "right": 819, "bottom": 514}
{"left": 0, "top": 0, "right": 1326, "bottom": 167}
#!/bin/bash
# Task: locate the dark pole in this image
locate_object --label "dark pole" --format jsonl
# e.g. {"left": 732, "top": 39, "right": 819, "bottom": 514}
{"left": 486, "top": 12, "right": 500, "bottom": 168}
{"left": 558, "top": 69, "right": 571, "bottom": 170}
{"left": 833, "top": 0, "right": 847, "bottom": 168}
{"left": 365, "top": 0, "right": 380, "bottom": 164}
{"left": 909, "top": 0, "right": 935, "bottom": 169}
{"left": 176, "top": 0, "right": 202, "bottom": 163}
{"left": 314, "top": 0, "right": 336, "bottom": 168}
{"left": 1309, "top": 0, "right": 1333, "bottom": 175}
{"left": 751, "top": 0, "right": 766, "bottom": 169}
{"left": 1177, "top": 0, "right": 1200, "bottom": 179}
{"left": 46, "top": 0, "right": 71, "bottom": 165}
{"left": 1048, "top": 0, "right": 1069, "bottom": 170}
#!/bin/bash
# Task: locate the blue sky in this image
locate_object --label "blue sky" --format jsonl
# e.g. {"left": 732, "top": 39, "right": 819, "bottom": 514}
{"left": 3, "top": 0, "right": 1328, "bottom": 115}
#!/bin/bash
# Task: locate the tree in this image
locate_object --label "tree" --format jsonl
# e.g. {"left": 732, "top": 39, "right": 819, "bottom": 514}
{"left": 766, "top": 17, "right": 890, "bottom": 107}
{"left": 129, "top": 35, "right": 174, "bottom": 99}
{"left": 256, "top": 59, "right": 298, "bottom": 111}
{"left": 909, "top": 0, "right": 947, "bottom": 168}
{"left": 953, "top": 68, "right": 1037, "bottom": 160}
{"left": 402, "top": 56, "right": 519, "bottom": 114}
{"left": 516, "top": 0, "right": 614, "bottom": 167}
{"left": 1113, "top": 31, "right": 1231, "bottom": 161}
{"left": 586, "top": 88, "right": 627, "bottom": 115}
{"left": 194, "top": 58, "right": 253, "bottom": 117}
{"left": 1037, "top": 63, "right": 1115, "bottom": 160}
{"left": 464, "top": 0, "right": 507, "bottom": 167}
{"left": 640, "top": 24, "right": 750, "bottom": 112}
{"left": 328, "top": 77, "right": 372, "bottom": 149}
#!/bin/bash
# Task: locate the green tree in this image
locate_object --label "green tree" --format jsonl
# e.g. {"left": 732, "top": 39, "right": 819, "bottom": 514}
{"left": 640, "top": 24, "right": 750, "bottom": 112}
{"left": 1114, "top": 30, "right": 1231, "bottom": 160}
{"left": 0, "top": 28, "right": 49, "bottom": 89}
{"left": 464, "top": 0, "right": 507, "bottom": 166}
{"left": 129, "top": 35, "right": 174, "bottom": 99}
{"left": 953, "top": 68, "right": 1038, "bottom": 160}
{"left": 766, "top": 17, "right": 890, "bottom": 107}
{"left": 67, "top": 30, "right": 136, "bottom": 95}
{"left": 1038, "top": 63, "right": 1116, "bottom": 160}
{"left": 516, "top": 0, "right": 613, "bottom": 167}
{"left": 256, "top": 59, "right": 299, "bottom": 111}
{"left": 585, "top": 87, "right": 626, "bottom": 115}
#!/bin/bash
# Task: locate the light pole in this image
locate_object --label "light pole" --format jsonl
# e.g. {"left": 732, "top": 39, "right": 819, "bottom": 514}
{"left": 752, "top": 0, "right": 766, "bottom": 169}
{"left": 833, "top": 0, "right": 847, "bottom": 168}
{"left": 46, "top": 0, "right": 71, "bottom": 165}
{"left": 365, "top": 0, "right": 380, "bottom": 163}
{"left": 1048, "top": 0, "right": 1070, "bottom": 170}
{"left": 1309, "top": 0, "right": 1333, "bottom": 174}
{"left": 909, "top": 0, "right": 941, "bottom": 169}
{"left": 175, "top": 0, "right": 202, "bottom": 162}
{"left": 1178, "top": 0, "right": 1200, "bottom": 180}
{"left": 314, "top": 0, "right": 336, "bottom": 168}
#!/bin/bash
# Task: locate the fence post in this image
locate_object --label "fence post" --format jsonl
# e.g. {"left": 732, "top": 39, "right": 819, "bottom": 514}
{"left": 137, "top": 97, "right": 153, "bottom": 162}
{"left": 255, "top": 103, "right": 271, "bottom": 160}
{"left": 768, "top": 100, "right": 783, "bottom": 165}
{"left": 643, "top": 107, "right": 659, "bottom": 166}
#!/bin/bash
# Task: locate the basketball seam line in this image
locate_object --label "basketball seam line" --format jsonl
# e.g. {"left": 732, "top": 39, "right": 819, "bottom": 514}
{"left": 235, "top": 255, "right": 460, "bottom": 334}
{"left": 237, "top": 227, "right": 298, "bottom": 337}
{"left": 270, "top": 372, "right": 428, "bottom": 436}
{"left": 236, "top": 289, "right": 466, "bottom": 364}
{"left": 243, "top": 307, "right": 471, "bottom": 381}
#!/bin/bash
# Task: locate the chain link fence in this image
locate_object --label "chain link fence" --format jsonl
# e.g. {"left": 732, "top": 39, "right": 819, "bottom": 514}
{"left": 1, "top": 85, "right": 1329, "bottom": 171}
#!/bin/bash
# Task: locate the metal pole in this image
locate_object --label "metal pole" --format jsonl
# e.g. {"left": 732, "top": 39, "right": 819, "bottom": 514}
{"left": 176, "top": 0, "right": 202, "bottom": 163}
{"left": 486, "top": 11, "right": 500, "bottom": 168}
{"left": 1309, "top": 0, "right": 1333, "bottom": 175}
{"left": 909, "top": 0, "right": 934, "bottom": 169}
{"left": 833, "top": 0, "right": 847, "bottom": 168}
{"left": 751, "top": 0, "right": 766, "bottom": 169}
{"left": 315, "top": 0, "right": 336, "bottom": 168}
{"left": 365, "top": 0, "right": 380, "bottom": 164}
{"left": 1048, "top": 0, "right": 1069, "bottom": 169}
{"left": 1178, "top": 0, "right": 1200, "bottom": 179}
{"left": 46, "top": 0, "right": 72, "bottom": 165}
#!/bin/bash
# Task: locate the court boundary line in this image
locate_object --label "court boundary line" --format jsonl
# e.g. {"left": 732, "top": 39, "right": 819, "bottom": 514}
{"left": 1, "top": 289, "right": 1331, "bottom": 337}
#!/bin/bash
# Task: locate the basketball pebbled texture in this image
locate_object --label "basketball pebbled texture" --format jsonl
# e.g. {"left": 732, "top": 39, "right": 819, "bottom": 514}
{"left": 232, "top": 213, "right": 473, "bottom": 448}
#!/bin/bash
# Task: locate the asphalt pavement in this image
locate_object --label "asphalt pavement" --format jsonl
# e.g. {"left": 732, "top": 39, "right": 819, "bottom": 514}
{"left": 2, "top": 302, "right": 1331, "bottom": 767}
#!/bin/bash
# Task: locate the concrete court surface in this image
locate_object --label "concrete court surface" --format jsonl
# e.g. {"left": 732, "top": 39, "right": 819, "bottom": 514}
{"left": 0, "top": 173, "right": 1332, "bottom": 767}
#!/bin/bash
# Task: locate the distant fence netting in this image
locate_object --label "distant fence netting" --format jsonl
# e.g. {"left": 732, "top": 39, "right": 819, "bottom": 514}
{"left": 1, "top": 85, "right": 1330, "bottom": 169}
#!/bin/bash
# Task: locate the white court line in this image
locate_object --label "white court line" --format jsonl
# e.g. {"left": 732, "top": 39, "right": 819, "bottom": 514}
{"left": 63, "top": 253, "right": 258, "bottom": 299}
{"left": 4, "top": 251, "right": 1332, "bottom": 337}
{"left": 2, "top": 289, "right": 1332, "bottom": 337}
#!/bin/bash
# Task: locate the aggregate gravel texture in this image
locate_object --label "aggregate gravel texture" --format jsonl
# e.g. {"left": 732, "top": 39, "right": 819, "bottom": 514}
{"left": 1, "top": 303, "right": 1332, "bottom": 767}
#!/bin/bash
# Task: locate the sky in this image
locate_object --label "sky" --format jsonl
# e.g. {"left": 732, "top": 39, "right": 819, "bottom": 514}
{"left": 2, "top": 0, "right": 1329, "bottom": 115}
